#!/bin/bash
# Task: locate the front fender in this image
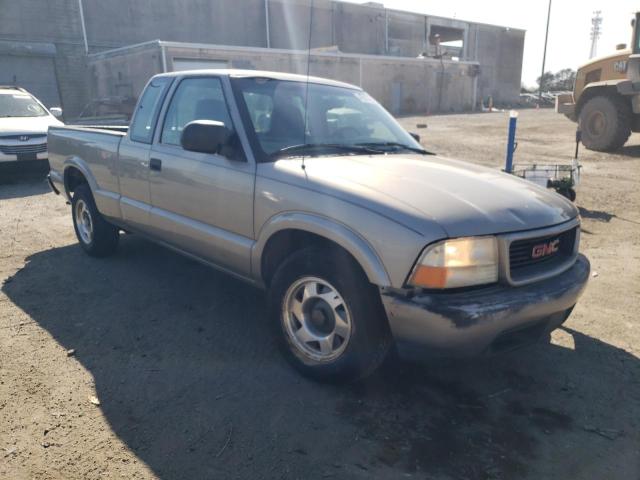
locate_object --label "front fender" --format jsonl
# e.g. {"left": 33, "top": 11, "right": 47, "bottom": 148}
{"left": 252, "top": 212, "right": 392, "bottom": 287}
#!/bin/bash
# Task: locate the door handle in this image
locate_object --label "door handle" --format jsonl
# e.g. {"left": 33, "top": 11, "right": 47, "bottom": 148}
{"left": 149, "top": 158, "right": 162, "bottom": 171}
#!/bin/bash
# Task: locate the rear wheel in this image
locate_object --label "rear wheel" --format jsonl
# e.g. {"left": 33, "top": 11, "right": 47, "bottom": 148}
{"left": 579, "top": 94, "right": 632, "bottom": 152}
{"left": 268, "top": 246, "right": 392, "bottom": 382}
{"left": 71, "top": 184, "right": 119, "bottom": 257}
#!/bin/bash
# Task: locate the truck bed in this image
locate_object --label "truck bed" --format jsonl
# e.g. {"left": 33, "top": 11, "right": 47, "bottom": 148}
{"left": 50, "top": 124, "right": 129, "bottom": 135}
{"left": 47, "top": 125, "right": 126, "bottom": 204}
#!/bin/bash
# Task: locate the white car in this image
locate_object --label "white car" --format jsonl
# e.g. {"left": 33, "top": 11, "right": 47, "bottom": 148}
{"left": 0, "top": 86, "right": 63, "bottom": 165}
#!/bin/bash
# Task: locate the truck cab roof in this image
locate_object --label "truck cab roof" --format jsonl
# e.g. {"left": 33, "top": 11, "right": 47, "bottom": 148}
{"left": 153, "top": 69, "right": 362, "bottom": 91}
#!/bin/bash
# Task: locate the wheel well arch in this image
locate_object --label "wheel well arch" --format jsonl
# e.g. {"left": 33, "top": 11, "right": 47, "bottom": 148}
{"left": 576, "top": 85, "right": 628, "bottom": 117}
{"left": 64, "top": 166, "right": 88, "bottom": 197}
{"left": 259, "top": 228, "right": 384, "bottom": 288}
{"left": 254, "top": 214, "right": 392, "bottom": 288}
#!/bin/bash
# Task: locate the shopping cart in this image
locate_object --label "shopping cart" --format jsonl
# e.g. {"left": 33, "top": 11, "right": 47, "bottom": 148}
{"left": 511, "top": 159, "right": 581, "bottom": 201}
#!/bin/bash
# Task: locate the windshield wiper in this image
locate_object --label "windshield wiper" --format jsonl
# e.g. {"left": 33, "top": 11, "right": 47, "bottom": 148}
{"left": 355, "top": 142, "right": 433, "bottom": 155}
{"left": 270, "top": 143, "right": 384, "bottom": 159}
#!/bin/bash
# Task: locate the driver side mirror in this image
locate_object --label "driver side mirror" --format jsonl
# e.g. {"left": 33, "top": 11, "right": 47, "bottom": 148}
{"left": 181, "top": 120, "right": 232, "bottom": 155}
{"left": 409, "top": 132, "right": 421, "bottom": 142}
{"left": 50, "top": 107, "right": 63, "bottom": 118}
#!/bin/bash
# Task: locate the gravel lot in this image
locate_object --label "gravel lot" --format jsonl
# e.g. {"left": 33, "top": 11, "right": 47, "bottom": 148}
{"left": 1, "top": 109, "right": 638, "bottom": 479}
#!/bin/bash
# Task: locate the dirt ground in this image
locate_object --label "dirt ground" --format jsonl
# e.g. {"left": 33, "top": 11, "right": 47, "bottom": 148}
{"left": 1, "top": 109, "right": 638, "bottom": 480}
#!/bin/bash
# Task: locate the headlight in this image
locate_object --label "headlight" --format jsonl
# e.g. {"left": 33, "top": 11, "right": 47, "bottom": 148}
{"left": 408, "top": 236, "right": 499, "bottom": 289}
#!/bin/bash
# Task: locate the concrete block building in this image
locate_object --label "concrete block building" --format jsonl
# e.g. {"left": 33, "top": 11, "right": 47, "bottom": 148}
{"left": 0, "top": 0, "right": 525, "bottom": 118}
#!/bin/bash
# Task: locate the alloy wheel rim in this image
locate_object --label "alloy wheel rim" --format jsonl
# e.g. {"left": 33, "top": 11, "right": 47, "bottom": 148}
{"left": 282, "top": 276, "right": 352, "bottom": 362}
{"left": 75, "top": 199, "right": 93, "bottom": 244}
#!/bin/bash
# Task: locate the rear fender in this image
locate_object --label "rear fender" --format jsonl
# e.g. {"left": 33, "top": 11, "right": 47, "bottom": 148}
{"left": 62, "top": 157, "right": 99, "bottom": 201}
{"left": 63, "top": 157, "right": 121, "bottom": 219}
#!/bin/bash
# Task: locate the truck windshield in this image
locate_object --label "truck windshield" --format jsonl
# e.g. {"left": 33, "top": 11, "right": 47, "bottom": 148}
{"left": 0, "top": 92, "right": 48, "bottom": 118}
{"left": 232, "top": 77, "right": 424, "bottom": 161}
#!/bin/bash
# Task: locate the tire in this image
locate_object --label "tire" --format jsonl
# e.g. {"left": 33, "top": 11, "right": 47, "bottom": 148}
{"left": 71, "top": 184, "right": 119, "bottom": 257}
{"left": 579, "top": 94, "right": 632, "bottom": 152}
{"left": 268, "top": 246, "right": 392, "bottom": 382}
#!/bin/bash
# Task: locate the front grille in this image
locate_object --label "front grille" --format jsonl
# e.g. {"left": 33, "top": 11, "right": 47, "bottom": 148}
{"left": 0, "top": 134, "right": 46, "bottom": 141}
{"left": 0, "top": 143, "right": 47, "bottom": 155}
{"left": 509, "top": 227, "right": 577, "bottom": 280}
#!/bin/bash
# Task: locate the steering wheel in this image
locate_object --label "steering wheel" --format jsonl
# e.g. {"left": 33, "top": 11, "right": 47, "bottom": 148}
{"left": 333, "top": 126, "right": 362, "bottom": 141}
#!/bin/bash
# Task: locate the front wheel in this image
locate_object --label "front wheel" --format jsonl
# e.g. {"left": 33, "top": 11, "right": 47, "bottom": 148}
{"left": 269, "top": 247, "right": 392, "bottom": 382}
{"left": 71, "top": 184, "right": 119, "bottom": 257}
{"left": 579, "top": 94, "right": 632, "bottom": 152}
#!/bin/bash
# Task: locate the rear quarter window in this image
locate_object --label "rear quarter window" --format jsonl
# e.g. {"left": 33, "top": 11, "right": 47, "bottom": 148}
{"left": 130, "top": 77, "right": 172, "bottom": 144}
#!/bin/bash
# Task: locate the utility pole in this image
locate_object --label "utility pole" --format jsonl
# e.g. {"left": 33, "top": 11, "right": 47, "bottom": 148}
{"left": 77, "top": 0, "right": 89, "bottom": 54}
{"left": 589, "top": 11, "right": 602, "bottom": 59}
{"left": 265, "top": 0, "right": 271, "bottom": 48}
{"left": 538, "top": 0, "right": 552, "bottom": 107}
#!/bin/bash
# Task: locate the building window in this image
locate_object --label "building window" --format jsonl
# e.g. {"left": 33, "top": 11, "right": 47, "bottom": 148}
{"left": 429, "top": 25, "right": 465, "bottom": 60}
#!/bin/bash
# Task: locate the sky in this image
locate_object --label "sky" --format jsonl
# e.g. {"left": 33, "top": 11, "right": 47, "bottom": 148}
{"left": 345, "top": 0, "right": 638, "bottom": 88}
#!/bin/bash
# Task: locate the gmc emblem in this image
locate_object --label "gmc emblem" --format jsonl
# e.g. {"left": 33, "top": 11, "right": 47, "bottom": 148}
{"left": 19, "top": 135, "right": 29, "bottom": 142}
{"left": 532, "top": 239, "right": 560, "bottom": 259}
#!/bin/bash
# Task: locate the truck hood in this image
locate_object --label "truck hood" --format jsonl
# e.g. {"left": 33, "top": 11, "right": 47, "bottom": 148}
{"left": 267, "top": 154, "right": 578, "bottom": 238}
{"left": 0, "top": 115, "right": 62, "bottom": 135}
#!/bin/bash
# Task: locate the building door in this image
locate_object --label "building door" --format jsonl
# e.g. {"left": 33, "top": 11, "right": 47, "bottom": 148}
{"left": 0, "top": 53, "right": 60, "bottom": 108}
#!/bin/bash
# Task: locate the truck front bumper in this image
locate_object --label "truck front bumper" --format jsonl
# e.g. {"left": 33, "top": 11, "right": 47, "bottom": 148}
{"left": 0, "top": 155, "right": 49, "bottom": 178}
{"left": 381, "top": 254, "right": 590, "bottom": 357}
{"left": 0, "top": 153, "right": 48, "bottom": 163}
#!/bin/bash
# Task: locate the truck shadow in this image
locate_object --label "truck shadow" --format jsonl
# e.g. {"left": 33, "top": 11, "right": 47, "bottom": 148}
{"left": 0, "top": 177, "right": 50, "bottom": 199}
{"left": 3, "top": 236, "right": 638, "bottom": 479}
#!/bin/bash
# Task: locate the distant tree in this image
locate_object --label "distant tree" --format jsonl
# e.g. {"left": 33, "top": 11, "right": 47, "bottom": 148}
{"left": 536, "top": 71, "right": 556, "bottom": 91}
{"left": 553, "top": 68, "right": 577, "bottom": 91}
{"left": 536, "top": 69, "right": 576, "bottom": 92}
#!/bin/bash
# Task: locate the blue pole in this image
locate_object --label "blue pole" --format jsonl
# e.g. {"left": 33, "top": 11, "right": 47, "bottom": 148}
{"left": 505, "top": 110, "right": 518, "bottom": 173}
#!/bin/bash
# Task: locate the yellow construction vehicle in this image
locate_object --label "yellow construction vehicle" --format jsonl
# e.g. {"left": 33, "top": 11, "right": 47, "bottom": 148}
{"left": 557, "top": 12, "right": 640, "bottom": 152}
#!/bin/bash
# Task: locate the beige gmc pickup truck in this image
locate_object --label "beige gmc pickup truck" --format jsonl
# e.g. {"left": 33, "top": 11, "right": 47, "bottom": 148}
{"left": 48, "top": 70, "right": 590, "bottom": 381}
